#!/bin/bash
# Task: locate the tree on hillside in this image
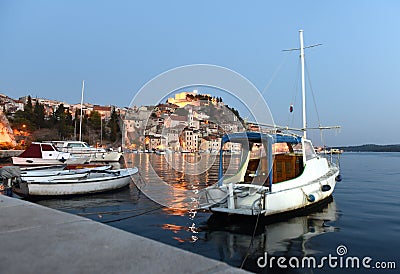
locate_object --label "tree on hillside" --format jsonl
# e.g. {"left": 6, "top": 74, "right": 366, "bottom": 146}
{"left": 33, "top": 101, "right": 46, "bottom": 128}
{"left": 12, "top": 110, "right": 32, "bottom": 130}
{"left": 53, "top": 104, "right": 73, "bottom": 139}
{"left": 107, "top": 107, "right": 121, "bottom": 142}
{"left": 11, "top": 96, "right": 36, "bottom": 130}
{"left": 25, "top": 96, "right": 33, "bottom": 114}
{"left": 89, "top": 110, "right": 101, "bottom": 130}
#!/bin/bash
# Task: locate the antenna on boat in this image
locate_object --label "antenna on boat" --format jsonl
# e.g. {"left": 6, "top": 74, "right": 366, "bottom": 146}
{"left": 79, "top": 80, "right": 85, "bottom": 142}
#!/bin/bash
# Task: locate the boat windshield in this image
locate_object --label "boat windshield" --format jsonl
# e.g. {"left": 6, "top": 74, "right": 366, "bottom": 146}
{"left": 221, "top": 139, "right": 271, "bottom": 186}
{"left": 41, "top": 144, "right": 56, "bottom": 151}
{"left": 66, "top": 142, "right": 90, "bottom": 148}
{"left": 303, "top": 140, "right": 317, "bottom": 161}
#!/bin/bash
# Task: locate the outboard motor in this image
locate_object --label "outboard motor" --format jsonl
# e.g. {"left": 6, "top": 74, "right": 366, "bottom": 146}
{"left": 0, "top": 166, "right": 21, "bottom": 196}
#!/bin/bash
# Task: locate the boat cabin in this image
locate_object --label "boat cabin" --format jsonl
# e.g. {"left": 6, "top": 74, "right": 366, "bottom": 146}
{"left": 218, "top": 132, "right": 311, "bottom": 190}
{"left": 19, "top": 142, "right": 70, "bottom": 160}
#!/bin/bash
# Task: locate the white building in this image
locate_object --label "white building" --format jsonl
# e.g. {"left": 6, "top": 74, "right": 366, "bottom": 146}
{"left": 182, "top": 128, "right": 199, "bottom": 151}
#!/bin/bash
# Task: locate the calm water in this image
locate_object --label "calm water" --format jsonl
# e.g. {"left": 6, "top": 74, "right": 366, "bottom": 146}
{"left": 32, "top": 152, "right": 399, "bottom": 273}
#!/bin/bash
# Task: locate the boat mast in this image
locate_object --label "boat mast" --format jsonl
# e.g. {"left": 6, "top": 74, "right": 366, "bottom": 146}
{"left": 299, "top": 30, "right": 307, "bottom": 139}
{"left": 79, "top": 80, "right": 85, "bottom": 142}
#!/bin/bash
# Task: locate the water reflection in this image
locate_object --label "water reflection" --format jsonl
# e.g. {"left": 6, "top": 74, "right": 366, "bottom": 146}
{"left": 124, "top": 153, "right": 240, "bottom": 210}
{"left": 204, "top": 198, "right": 338, "bottom": 272}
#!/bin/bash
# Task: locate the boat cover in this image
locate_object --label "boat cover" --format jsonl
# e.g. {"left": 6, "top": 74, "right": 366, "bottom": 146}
{"left": 0, "top": 166, "right": 21, "bottom": 179}
{"left": 19, "top": 144, "right": 42, "bottom": 158}
{"left": 221, "top": 132, "right": 301, "bottom": 145}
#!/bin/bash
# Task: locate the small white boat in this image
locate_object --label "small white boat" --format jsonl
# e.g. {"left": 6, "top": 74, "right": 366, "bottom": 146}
{"left": 12, "top": 167, "right": 138, "bottom": 197}
{"left": 320, "top": 148, "right": 343, "bottom": 155}
{"left": 50, "top": 141, "right": 122, "bottom": 162}
{"left": 12, "top": 142, "right": 90, "bottom": 166}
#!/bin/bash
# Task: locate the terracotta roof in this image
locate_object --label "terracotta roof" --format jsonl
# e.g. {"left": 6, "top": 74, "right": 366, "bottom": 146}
{"left": 93, "top": 105, "right": 112, "bottom": 111}
{"left": 169, "top": 115, "right": 187, "bottom": 121}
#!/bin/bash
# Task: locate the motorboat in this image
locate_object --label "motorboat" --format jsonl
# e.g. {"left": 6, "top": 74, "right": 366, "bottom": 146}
{"left": 50, "top": 141, "right": 122, "bottom": 162}
{"left": 11, "top": 142, "right": 90, "bottom": 166}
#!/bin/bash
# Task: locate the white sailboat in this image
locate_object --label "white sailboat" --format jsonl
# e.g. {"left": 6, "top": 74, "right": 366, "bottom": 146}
{"left": 200, "top": 30, "right": 341, "bottom": 217}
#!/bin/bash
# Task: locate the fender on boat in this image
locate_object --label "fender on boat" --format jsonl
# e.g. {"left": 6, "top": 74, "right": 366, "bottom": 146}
{"left": 321, "top": 184, "right": 331, "bottom": 192}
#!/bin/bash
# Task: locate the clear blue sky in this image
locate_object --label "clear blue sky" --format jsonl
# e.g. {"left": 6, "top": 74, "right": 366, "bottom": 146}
{"left": 1, "top": 1, "right": 399, "bottom": 146}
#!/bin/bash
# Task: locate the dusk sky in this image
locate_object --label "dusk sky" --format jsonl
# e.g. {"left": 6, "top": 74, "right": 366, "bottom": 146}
{"left": 1, "top": 1, "right": 399, "bottom": 146}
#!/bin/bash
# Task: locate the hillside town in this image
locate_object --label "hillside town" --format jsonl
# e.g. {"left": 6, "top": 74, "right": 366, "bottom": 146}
{"left": 0, "top": 93, "right": 122, "bottom": 149}
{"left": 0, "top": 93, "right": 115, "bottom": 120}
{"left": 123, "top": 90, "right": 245, "bottom": 153}
{"left": 0, "top": 90, "right": 249, "bottom": 152}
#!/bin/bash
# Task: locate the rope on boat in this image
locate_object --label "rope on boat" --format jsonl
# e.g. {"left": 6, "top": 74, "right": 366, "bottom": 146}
{"left": 100, "top": 206, "right": 163, "bottom": 224}
{"left": 240, "top": 210, "right": 262, "bottom": 269}
{"left": 77, "top": 206, "right": 162, "bottom": 216}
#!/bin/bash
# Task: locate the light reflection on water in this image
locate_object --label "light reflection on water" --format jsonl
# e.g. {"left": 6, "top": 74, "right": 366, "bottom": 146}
{"left": 125, "top": 153, "right": 241, "bottom": 210}
{"left": 29, "top": 153, "right": 400, "bottom": 273}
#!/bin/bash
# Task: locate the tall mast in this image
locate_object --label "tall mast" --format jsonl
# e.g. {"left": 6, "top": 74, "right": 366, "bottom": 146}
{"left": 299, "top": 30, "right": 307, "bottom": 138}
{"left": 79, "top": 80, "right": 85, "bottom": 142}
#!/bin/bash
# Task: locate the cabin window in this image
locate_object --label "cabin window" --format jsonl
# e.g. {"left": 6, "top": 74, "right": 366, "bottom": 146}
{"left": 244, "top": 142, "right": 270, "bottom": 185}
{"left": 303, "top": 140, "right": 317, "bottom": 161}
{"left": 41, "top": 144, "right": 55, "bottom": 151}
{"left": 68, "top": 143, "right": 85, "bottom": 147}
{"left": 272, "top": 143, "right": 291, "bottom": 154}
{"left": 221, "top": 141, "right": 248, "bottom": 178}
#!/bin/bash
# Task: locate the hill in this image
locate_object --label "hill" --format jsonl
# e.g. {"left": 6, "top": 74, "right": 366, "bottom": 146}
{"left": 340, "top": 144, "right": 400, "bottom": 152}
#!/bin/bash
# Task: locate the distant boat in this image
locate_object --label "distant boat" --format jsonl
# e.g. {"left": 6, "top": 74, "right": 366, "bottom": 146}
{"left": 11, "top": 142, "right": 90, "bottom": 166}
{"left": 200, "top": 30, "right": 341, "bottom": 217}
{"left": 50, "top": 140, "right": 122, "bottom": 162}
{"left": 155, "top": 150, "right": 166, "bottom": 155}
{"left": 12, "top": 167, "right": 138, "bottom": 197}
{"left": 322, "top": 148, "right": 343, "bottom": 154}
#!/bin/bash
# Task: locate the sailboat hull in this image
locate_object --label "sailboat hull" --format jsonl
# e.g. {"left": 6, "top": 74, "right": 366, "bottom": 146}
{"left": 203, "top": 157, "right": 339, "bottom": 216}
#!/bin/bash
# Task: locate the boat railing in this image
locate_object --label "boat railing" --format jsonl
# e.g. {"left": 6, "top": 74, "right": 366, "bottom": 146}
{"left": 326, "top": 151, "right": 341, "bottom": 168}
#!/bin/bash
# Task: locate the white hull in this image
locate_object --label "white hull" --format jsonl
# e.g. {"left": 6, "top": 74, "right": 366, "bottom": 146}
{"left": 11, "top": 156, "right": 90, "bottom": 166}
{"left": 202, "top": 157, "right": 339, "bottom": 216}
{"left": 66, "top": 151, "right": 122, "bottom": 162}
{"left": 89, "top": 151, "right": 122, "bottom": 162}
{"left": 13, "top": 168, "right": 138, "bottom": 196}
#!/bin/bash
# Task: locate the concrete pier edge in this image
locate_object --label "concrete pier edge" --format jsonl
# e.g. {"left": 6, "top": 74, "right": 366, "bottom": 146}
{"left": 0, "top": 195, "right": 249, "bottom": 274}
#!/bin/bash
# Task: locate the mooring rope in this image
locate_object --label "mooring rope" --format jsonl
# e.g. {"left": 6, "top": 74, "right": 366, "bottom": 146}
{"left": 100, "top": 206, "right": 163, "bottom": 224}
{"left": 240, "top": 211, "right": 261, "bottom": 269}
